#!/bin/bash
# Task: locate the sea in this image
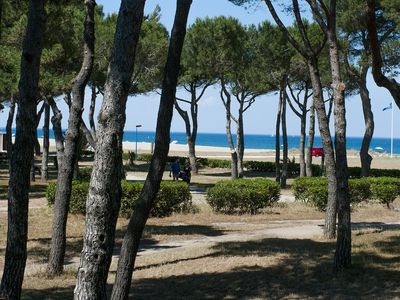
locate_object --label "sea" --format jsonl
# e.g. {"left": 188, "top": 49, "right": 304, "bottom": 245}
{"left": 2, "top": 128, "right": 400, "bottom": 154}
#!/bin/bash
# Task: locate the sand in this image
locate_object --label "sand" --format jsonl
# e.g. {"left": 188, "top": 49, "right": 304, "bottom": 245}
{"left": 42, "top": 139, "right": 400, "bottom": 169}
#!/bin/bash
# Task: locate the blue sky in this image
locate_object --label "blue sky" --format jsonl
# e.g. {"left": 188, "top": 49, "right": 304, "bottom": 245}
{"left": 1, "top": 0, "right": 398, "bottom": 138}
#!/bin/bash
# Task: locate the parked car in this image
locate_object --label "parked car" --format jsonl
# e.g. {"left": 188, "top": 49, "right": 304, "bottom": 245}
{"left": 311, "top": 147, "right": 324, "bottom": 157}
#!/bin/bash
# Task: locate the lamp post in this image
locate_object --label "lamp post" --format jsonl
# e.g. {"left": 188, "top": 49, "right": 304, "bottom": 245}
{"left": 135, "top": 124, "right": 142, "bottom": 158}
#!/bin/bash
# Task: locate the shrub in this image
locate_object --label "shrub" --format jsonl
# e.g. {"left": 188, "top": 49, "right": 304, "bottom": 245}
{"left": 47, "top": 180, "right": 192, "bottom": 217}
{"left": 47, "top": 181, "right": 89, "bottom": 214}
{"left": 77, "top": 167, "right": 93, "bottom": 181}
{"left": 119, "top": 181, "right": 192, "bottom": 217}
{"left": 206, "top": 179, "right": 280, "bottom": 214}
{"left": 292, "top": 177, "right": 378, "bottom": 211}
{"left": 369, "top": 177, "right": 400, "bottom": 208}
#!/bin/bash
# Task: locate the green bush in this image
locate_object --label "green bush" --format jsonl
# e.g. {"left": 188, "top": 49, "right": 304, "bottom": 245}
{"left": 206, "top": 179, "right": 280, "bottom": 214}
{"left": 292, "top": 177, "right": 384, "bottom": 211}
{"left": 77, "top": 167, "right": 93, "bottom": 181}
{"left": 369, "top": 177, "right": 400, "bottom": 208}
{"left": 47, "top": 180, "right": 192, "bottom": 217}
{"left": 47, "top": 181, "right": 89, "bottom": 214}
{"left": 119, "top": 181, "right": 192, "bottom": 217}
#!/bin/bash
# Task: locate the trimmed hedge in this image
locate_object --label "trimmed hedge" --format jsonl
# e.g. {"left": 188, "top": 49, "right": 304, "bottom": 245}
{"left": 292, "top": 176, "right": 400, "bottom": 210}
{"left": 47, "top": 180, "right": 192, "bottom": 217}
{"left": 46, "top": 181, "right": 89, "bottom": 214}
{"left": 206, "top": 179, "right": 280, "bottom": 214}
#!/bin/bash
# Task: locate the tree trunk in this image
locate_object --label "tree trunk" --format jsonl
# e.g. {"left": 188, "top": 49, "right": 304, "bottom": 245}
{"left": 0, "top": 1, "right": 45, "bottom": 299}
{"left": 111, "top": 1, "right": 192, "bottom": 298}
{"left": 275, "top": 90, "right": 283, "bottom": 182}
{"left": 327, "top": 25, "right": 351, "bottom": 271}
{"left": 89, "top": 84, "right": 97, "bottom": 142}
{"left": 299, "top": 113, "right": 306, "bottom": 177}
{"left": 47, "top": 0, "right": 95, "bottom": 278}
{"left": 307, "top": 59, "right": 337, "bottom": 240}
{"left": 30, "top": 156, "right": 36, "bottom": 182}
{"left": 41, "top": 102, "right": 50, "bottom": 181}
{"left": 358, "top": 67, "right": 374, "bottom": 177}
{"left": 236, "top": 108, "right": 244, "bottom": 178}
{"left": 366, "top": 1, "right": 400, "bottom": 108}
{"left": 281, "top": 92, "right": 288, "bottom": 188}
{"left": 48, "top": 97, "right": 64, "bottom": 166}
{"left": 306, "top": 100, "right": 315, "bottom": 177}
{"left": 74, "top": 0, "right": 146, "bottom": 297}
{"left": 189, "top": 100, "right": 199, "bottom": 174}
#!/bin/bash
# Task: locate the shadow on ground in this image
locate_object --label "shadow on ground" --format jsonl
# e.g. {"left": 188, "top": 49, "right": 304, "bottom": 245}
{"left": 129, "top": 236, "right": 400, "bottom": 299}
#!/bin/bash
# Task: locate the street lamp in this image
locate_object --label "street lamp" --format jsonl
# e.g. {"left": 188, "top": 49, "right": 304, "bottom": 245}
{"left": 135, "top": 124, "right": 142, "bottom": 158}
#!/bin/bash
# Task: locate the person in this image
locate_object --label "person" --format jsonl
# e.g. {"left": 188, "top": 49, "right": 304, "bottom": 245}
{"left": 169, "top": 159, "right": 180, "bottom": 181}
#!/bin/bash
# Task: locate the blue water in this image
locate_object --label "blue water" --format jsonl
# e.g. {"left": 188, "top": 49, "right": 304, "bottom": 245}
{"left": 2, "top": 128, "right": 400, "bottom": 153}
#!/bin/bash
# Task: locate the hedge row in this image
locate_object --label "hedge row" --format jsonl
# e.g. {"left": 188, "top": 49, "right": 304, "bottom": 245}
{"left": 47, "top": 180, "right": 192, "bottom": 217}
{"left": 292, "top": 177, "right": 400, "bottom": 210}
{"left": 132, "top": 153, "right": 400, "bottom": 178}
{"left": 206, "top": 179, "right": 280, "bottom": 214}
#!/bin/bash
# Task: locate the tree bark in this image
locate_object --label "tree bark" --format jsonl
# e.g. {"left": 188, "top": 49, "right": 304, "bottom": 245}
{"left": 47, "top": 0, "right": 96, "bottom": 277}
{"left": 89, "top": 84, "right": 97, "bottom": 142}
{"left": 327, "top": 20, "right": 351, "bottom": 271}
{"left": 275, "top": 91, "right": 282, "bottom": 182}
{"left": 307, "top": 59, "right": 337, "bottom": 240}
{"left": 236, "top": 107, "right": 245, "bottom": 178}
{"left": 281, "top": 91, "right": 288, "bottom": 188}
{"left": 366, "top": 1, "right": 400, "bottom": 108}
{"left": 41, "top": 102, "right": 50, "bottom": 181}
{"left": 74, "top": 0, "right": 146, "bottom": 298}
{"left": 358, "top": 67, "right": 374, "bottom": 177}
{"left": 111, "top": 1, "right": 192, "bottom": 298}
{"left": 306, "top": 100, "right": 315, "bottom": 177}
{"left": 299, "top": 113, "right": 306, "bottom": 177}
{"left": 0, "top": 1, "right": 45, "bottom": 299}
{"left": 48, "top": 97, "right": 64, "bottom": 167}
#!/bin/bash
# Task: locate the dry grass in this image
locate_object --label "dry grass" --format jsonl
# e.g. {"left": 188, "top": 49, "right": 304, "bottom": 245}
{"left": 1, "top": 162, "right": 400, "bottom": 298}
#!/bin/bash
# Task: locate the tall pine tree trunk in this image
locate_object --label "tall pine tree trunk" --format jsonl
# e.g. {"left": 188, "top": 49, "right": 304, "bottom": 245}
{"left": 307, "top": 59, "right": 337, "bottom": 239}
{"left": 281, "top": 92, "right": 288, "bottom": 188}
{"left": 0, "top": 1, "right": 45, "bottom": 298}
{"left": 47, "top": 0, "right": 95, "bottom": 277}
{"left": 74, "top": 0, "right": 146, "bottom": 297}
{"left": 327, "top": 26, "right": 351, "bottom": 271}
{"left": 299, "top": 110, "right": 306, "bottom": 177}
{"left": 237, "top": 109, "right": 245, "bottom": 178}
{"left": 306, "top": 100, "right": 315, "bottom": 177}
{"left": 41, "top": 103, "right": 50, "bottom": 181}
{"left": 111, "top": 1, "right": 192, "bottom": 298}
{"left": 358, "top": 67, "right": 374, "bottom": 177}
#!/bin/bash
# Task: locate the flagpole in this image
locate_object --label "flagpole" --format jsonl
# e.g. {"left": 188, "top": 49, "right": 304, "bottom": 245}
{"left": 391, "top": 98, "right": 394, "bottom": 158}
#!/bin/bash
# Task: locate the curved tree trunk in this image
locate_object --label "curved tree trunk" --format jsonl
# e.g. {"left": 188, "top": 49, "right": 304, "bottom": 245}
{"left": 111, "top": 1, "right": 192, "bottom": 298}
{"left": 41, "top": 102, "right": 50, "bottom": 181}
{"left": 281, "top": 93, "right": 288, "bottom": 188}
{"left": 306, "top": 100, "right": 315, "bottom": 177}
{"left": 48, "top": 97, "right": 65, "bottom": 165}
{"left": 74, "top": 0, "right": 146, "bottom": 297}
{"left": 358, "top": 67, "right": 374, "bottom": 177}
{"left": 47, "top": 0, "right": 96, "bottom": 277}
{"left": 275, "top": 90, "right": 283, "bottom": 182}
{"left": 307, "top": 60, "right": 337, "bottom": 240}
{"left": 0, "top": 1, "right": 45, "bottom": 298}
{"left": 366, "top": 1, "right": 400, "bottom": 108}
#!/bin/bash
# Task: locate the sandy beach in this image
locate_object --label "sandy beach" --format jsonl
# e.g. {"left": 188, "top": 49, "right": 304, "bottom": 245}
{"left": 42, "top": 139, "right": 400, "bottom": 169}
